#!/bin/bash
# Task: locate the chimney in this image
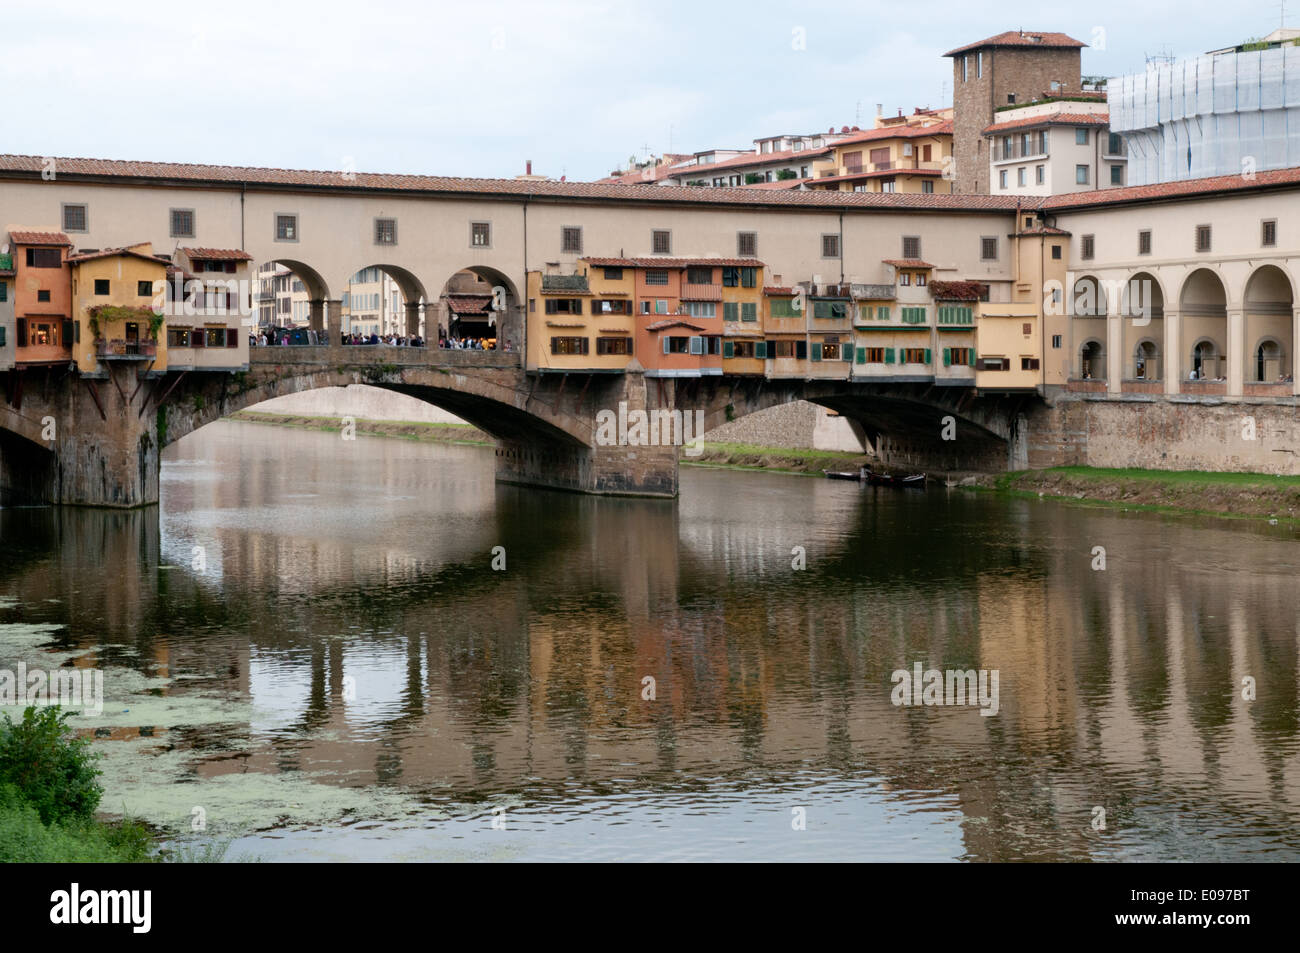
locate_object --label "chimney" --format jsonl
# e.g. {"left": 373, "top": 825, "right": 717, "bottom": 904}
{"left": 876, "top": 103, "right": 883, "bottom": 117}
{"left": 526, "top": 159, "right": 532, "bottom": 175}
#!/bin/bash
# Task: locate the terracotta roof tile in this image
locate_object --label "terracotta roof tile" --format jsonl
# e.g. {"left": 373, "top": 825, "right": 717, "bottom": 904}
{"left": 0, "top": 154, "right": 1020, "bottom": 213}
{"left": 446, "top": 294, "right": 493, "bottom": 313}
{"left": 584, "top": 257, "right": 764, "bottom": 268}
{"left": 1041, "top": 166, "right": 1300, "bottom": 210}
{"left": 983, "top": 112, "right": 1109, "bottom": 135}
{"left": 67, "top": 246, "right": 168, "bottom": 266}
{"left": 645, "top": 319, "right": 706, "bottom": 332}
{"left": 179, "top": 247, "right": 253, "bottom": 261}
{"left": 665, "top": 145, "right": 834, "bottom": 177}
{"left": 8, "top": 229, "right": 72, "bottom": 246}
{"left": 810, "top": 168, "right": 944, "bottom": 187}
{"left": 882, "top": 259, "right": 934, "bottom": 268}
{"left": 828, "top": 120, "right": 953, "bottom": 148}
{"left": 945, "top": 31, "right": 1086, "bottom": 57}
{"left": 763, "top": 286, "right": 796, "bottom": 295}
{"left": 737, "top": 177, "right": 811, "bottom": 189}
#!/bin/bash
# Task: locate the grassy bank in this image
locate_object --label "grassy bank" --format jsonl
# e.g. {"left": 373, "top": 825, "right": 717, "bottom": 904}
{"left": 995, "top": 466, "right": 1300, "bottom": 521}
{"left": 681, "top": 441, "right": 872, "bottom": 476}
{"left": 228, "top": 411, "right": 492, "bottom": 446}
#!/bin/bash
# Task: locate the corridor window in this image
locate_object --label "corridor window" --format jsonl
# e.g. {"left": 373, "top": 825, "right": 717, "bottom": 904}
{"left": 374, "top": 218, "right": 397, "bottom": 245}
{"left": 1081, "top": 235, "right": 1095, "bottom": 260}
{"left": 1262, "top": 219, "right": 1277, "bottom": 247}
{"left": 980, "top": 237, "right": 997, "bottom": 261}
{"left": 62, "top": 204, "right": 87, "bottom": 232}
{"left": 170, "top": 208, "right": 195, "bottom": 238}
{"left": 275, "top": 214, "right": 298, "bottom": 241}
{"left": 1196, "top": 224, "right": 1212, "bottom": 252}
{"left": 902, "top": 236, "right": 921, "bottom": 259}
{"left": 821, "top": 234, "right": 840, "bottom": 258}
{"left": 561, "top": 226, "right": 582, "bottom": 253}
{"left": 651, "top": 229, "right": 671, "bottom": 254}
{"left": 737, "top": 231, "right": 757, "bottom": 257}
{"left": 471, "top": 222, "right": 491, "bottom": 247}
{"left": 1138, "top": 229, "right": 1152, "bottom": 255}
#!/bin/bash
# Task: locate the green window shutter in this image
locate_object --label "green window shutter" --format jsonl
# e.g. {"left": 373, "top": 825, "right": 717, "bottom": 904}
{"left": 810, "top": 344, "right": 821, "bottom": 362}
{"left": 742, "top": 302, "right": 757, "bottom": 322}
{"left": 924, "top": 348, "right": 932, "bottom": 364}
{"left": 884, "top": 347, "right": 895, "bottom": 364}
{"left": 723, "top": 340, "right": 734, "bottom": 358}
{"left": 844, "top": 344, "right": 854, "bottom": 361}
{"left": 724, "top": 302, "right": 738, "bottom": 321}
{"left": 756, "top": 341, "right": 767, "bottom": 359}
{"left": 878, "top": 306, "right": 889, "bottom": 322}
{"left": 856, "top": 346, "right": 866, "bottom": 364}
{"left": 943, "top": 347, "right": 951, "bottom": 366}
{"left": 0, "top": 327, "right": 5, "bottom": 347}
{"left": 662, "top": 336, "right": 670, "bottom": 355}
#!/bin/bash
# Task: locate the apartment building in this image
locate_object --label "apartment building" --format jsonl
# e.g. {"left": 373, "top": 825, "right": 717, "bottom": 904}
{"left": 807, "top": 120, "right": 954, "bottom": 193}
{"left": 0, "top": 248, "right": 13, "bottom": 370}
{"left": 986, "top": 100, "right": 1127, "bottom": 195}
{"left": 66, "top": 243, "right": 169, "bottom": 376}
{"left": 7, "top": 229, "right": 73, "bottom": 366}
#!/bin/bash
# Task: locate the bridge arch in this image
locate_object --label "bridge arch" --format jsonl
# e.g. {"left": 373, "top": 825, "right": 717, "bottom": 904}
{"left": 432, "top": 266, "right": 522, "bottom": 350}
{"left": 337, "top": 264, "right": 428, "bottom": 340}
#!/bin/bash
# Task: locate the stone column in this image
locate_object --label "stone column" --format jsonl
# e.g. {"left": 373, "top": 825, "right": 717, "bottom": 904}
{"left": 324, "top": 300, "right": 343, "bottom": 341}
{"left": 405, "top": 302, "right": 421, "bottom": 339}
{"left": 1164, "top": 308, "right": 1181, "bottom": 395}
{"left": 1106, "top": 305, "right": 1123, "bottom": 395}
{"left": 309, "top": 298, "right": 325, "bottom": 332}
{"left": 1293, "top": 307, "right": 1300, "bottom": 396}
{"left": 1227, "top": 307, "right": 1244, "bottom": 396}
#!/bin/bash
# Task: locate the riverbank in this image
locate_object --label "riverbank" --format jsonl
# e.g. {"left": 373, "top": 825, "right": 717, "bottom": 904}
{"left": 683, "top": 441, "right": 870, "bottom": 476}
{"left": 228, "top": 411, "right": 492, "bottom": 446}
{"left": 991, "top": 467, "right": 1300, "bottom": 521}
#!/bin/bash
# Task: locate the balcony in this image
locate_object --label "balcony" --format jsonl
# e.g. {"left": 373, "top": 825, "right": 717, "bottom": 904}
{"left": 96, "top": 339, "right": 157, "bottom": 360}
{"left": 992, "top": 142, "right": 1049, "bottom": 163}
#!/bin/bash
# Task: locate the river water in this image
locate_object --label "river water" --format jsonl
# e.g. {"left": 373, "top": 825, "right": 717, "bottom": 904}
{"left": 2, "top": 418, "right": 1299, "bottom": 861}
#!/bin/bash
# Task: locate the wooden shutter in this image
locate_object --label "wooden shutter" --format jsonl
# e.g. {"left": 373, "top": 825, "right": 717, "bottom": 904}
{"left": 62, "top": 320, "right": 73, "bottom": 347}
{"left": 796, "top": 340, "right": 807, "bottom": 360}
{"left": 723, "top": 341, "right": 734, "bottom": 358}
{"left": 884, "top": 348, "right": 895, "bottom": 364}
{"left": 16, "top": 318, "right": 26, "bottom": 348}
{"left": 810, "top": 344, "right": 821, "bottom": 362}
{"left": 943, "top": 348, "right": 951, "bottom": 366}
{"left": 756, "top": 341, "right": 767, "bottom": 359}
{"left": 856, "top": 346, "right": 865, "bottom": 364}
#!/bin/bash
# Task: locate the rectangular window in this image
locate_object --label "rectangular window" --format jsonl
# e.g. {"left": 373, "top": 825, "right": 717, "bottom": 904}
{"left": 651, "top": 229, "right": 671, "bottom": 254}
{"left": 902, "top": 236, "right": 921, "bottom": 260}
{"left": 561, "top": 226, "right": 582, "bottom": 253}
{"left": 962, "top": 56, "right": 968, "bottom": 82}
{"left": 770, "top": 298, "right": 799, "bottom": 318}
{"left": 1196, "top": 224, "right": 1211, "bottom": 252}
{"left": 275, "top": 214, "right": 297, "bottom": 241}
{"left": 1138, "top": 229, "right": 1152, "bottom": 255}
{"left": 594, "top": 299, "right": 632, "bottom": 314}
{"left": 863, "top": 347, "right": 884, "bottom": 363}
{"left": 550, "top": 336, "right": 589, "bottom": 355}
{"left": 899, "top": 272, "right": 910, "bottom": 286}
{"left": 1081, "top": 235, "right": 1095, "bottom": 260}
{"left": 901, "top": 306, "right": 927, "bottom": 324}
{"left": 980, "top": 237, "right": 997, "bottom": 261}
{"left": 170, "top": 208, "right": 195, "bottom": 238}
{"left": 374, "top": 218, "right": 397, "bottom": 245}
{"left": 821, "top": 234, "right": 840, "bottom": 258}
{"left": 977, "top": 51, "right": 983, "bottom": 78}
{"left": 0, "top": 282, "right": 6, "bottom": 303}
{"left": 902, "top": 348, "right": 929, "bottom": 364}
{"left": 724, "top": 302, "right": 739, "bottom": 321}
{"left": 1017, "top": 167, "right": 1026, "bottom": 186}
{"left": 1109, "top": 165, "right": 1123, "bottom": 186}
{"left": 1021, "top": 357, "right": 1040, "bottom": 371}
{"left": 93, "top": 278, "right": 110, "bottom": 295}
{"left": 1262, "top": 219, "right": 1277, "bottom": 247}
{"left": 1108, "top": 133, "right": 1123, "bottom": 154}
{"left": 62, "top": 204, "right": 87, "bottom": 232}
{"left": 1051, "top": 245, "right": 1062, "bottom": 260}
{"left": 737, "top": 231, "right": 757, "bottom": 257}
{"left": 656, "top": 300, "right": 668, "bottom": 314}
{"left": 1036, "top": 165, "right": 1045, "bottom": 184}
{"left": 686, "top": 266, "right": 712, "bottom": 285}
{"left": 740, "top": 267, "right": 757, "bottom": 288}
{"left": 1051, "top": 334, "right": 1062, "bottom": 348}
{"left": 1075, "top": 128, "right": 1089, "bottom": 145}
{"left": 167, "top": 327, "right": 190, "bottom": 347}
{"left": 26, "top": 248, "right": 62, "bottom": 268}
{"left": 544, "top": 298, "right": 583, "bottom": 314}
{"left": 947, "top": 347, "right": 972, "bottom": 366}
{"left": 137, "top": 280, "right": 153, "bottom": 296}
{"left": 1075, "top": 165, "right": 1089, "bottom": 185}
{"left": 682, "top": 301, "right": 716, "bottom": 318}
{"left": 471, "top": 222, "right": 491, "bottom": 247}
{"left": 999, "top": 170, "right": 1008, "bottom": 189}
{"left": 596, "top": 336, "right": 633, "bottom": 355}
{"left": 722, "top": 267, "right": 739, "bottom": 287}
{"left": 741, "top": 302, "right": 757, "bottom": 322}
{"left": 602, "top": 267, "right": 623, "bottom": 280}
{"left": 37, "top": 289, "right": 51, "bottom": 302}
{"left": 645, "top": 269, "right": 669, "bottom": 286}
{"left": 922, "top": 180, "right": 934, "bottom": 193}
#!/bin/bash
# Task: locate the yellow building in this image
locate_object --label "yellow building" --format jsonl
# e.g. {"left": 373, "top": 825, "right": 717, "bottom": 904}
{"left": 67, "top": 244, "right": 169, "bottom": 376}
{"left": 525, "top": 263, "right": 636, "bottom": 374}
{"left": 808, "top": 118, "right": 953, "bottom": 194}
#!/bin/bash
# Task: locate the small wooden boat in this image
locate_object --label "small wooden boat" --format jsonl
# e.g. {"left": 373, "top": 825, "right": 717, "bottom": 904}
{"left": 863, "top": 469, "right": 927, "bottom": 488}
{"left": 823, "top": 468, "right": 864, "bottom": 481}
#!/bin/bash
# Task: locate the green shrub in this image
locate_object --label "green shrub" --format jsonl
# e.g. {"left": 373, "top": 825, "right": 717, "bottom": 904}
{"left": 0, "top": 707, "right": 102, "bottom": 825}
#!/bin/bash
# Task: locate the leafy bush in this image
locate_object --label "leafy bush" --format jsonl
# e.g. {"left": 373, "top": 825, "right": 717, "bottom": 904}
{"left": 0, "top": 707, "right": 103, "bottom": 825}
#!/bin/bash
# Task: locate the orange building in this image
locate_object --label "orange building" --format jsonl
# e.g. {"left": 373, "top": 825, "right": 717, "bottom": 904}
{"left": 7, "top": 228, "right": 73, "bottom": 365}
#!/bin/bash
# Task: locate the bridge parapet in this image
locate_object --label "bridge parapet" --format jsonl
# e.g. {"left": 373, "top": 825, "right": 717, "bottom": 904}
{"left": 249, "top": 344, "right": 520, "bottom": 369}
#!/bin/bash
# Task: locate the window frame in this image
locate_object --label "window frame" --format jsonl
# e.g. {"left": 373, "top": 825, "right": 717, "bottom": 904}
{"left": 169, "top": 207, "right": 195, "bottom": 238}
{"left": 470, "top": 221, "right": 492, "bottom": 248}
{"left": 61, "top": 203, "right": 88, "bottom": 233}
{"left": 274, "top": 213, "right": 299, "bottom": 243}
{"left": 561, "top": 225, "right": 583, "bottom": 254}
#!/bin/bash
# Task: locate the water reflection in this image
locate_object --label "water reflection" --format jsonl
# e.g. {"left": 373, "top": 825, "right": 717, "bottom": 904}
{"left": 1, "top": 419, "right": 1299, "bottom": 861}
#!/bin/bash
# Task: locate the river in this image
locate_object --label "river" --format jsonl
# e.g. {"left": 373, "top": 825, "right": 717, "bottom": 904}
{"left": 2, "top": 418, "right": 1299, "bottom": 861}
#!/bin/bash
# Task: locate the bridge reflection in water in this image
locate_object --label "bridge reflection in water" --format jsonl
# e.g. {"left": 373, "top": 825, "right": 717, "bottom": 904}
{"left": 1, "top": 419, "right": 1298, "bottom": 860}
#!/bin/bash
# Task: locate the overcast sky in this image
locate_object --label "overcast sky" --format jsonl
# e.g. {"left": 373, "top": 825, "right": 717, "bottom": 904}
{"left": 3, "top": 1, "right": 1286, "bottom": 181}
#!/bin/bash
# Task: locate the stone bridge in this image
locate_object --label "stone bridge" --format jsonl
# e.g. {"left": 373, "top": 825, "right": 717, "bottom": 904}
{"left": 1, "top": 347, "right": 1039, "bottom": 507}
